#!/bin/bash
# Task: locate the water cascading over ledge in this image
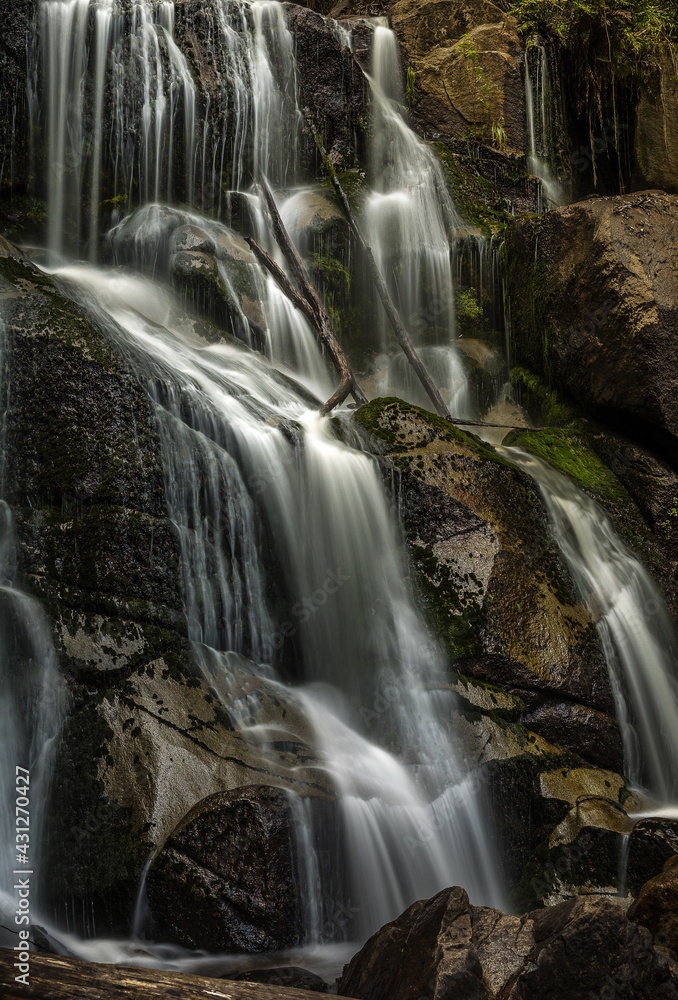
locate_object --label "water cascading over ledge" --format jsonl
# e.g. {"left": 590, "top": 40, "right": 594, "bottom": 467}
{"left": 34, "top": 0, "right": 302, "bottom": 257}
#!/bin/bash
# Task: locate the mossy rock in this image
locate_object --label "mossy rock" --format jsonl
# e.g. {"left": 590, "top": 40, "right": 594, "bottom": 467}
{"left": 354, "top": 397, "right": 611, "bottom": 711}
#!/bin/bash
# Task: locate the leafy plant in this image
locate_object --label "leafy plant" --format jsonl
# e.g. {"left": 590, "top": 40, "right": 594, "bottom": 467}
{"left": 661, "top": 497, "right": 678, "bottom": 540}
{"left": 491, "top": 118, "right": 508, "bottom": 149}
{"left": 406, "top": 66, "right": 416, "bottom": 105}
{"left": 456, "top": 288, "right": 484, "bottom": 335}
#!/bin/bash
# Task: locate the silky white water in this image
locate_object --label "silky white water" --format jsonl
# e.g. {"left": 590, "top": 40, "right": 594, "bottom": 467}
{"left": 37, "top": 0, "right": 302, "bottom": 256}
{"left": 37, "top": 258, "right": 503, "bottom": 962}
{"left": 524, "top": 44, "right": 564, "bottom": 211}
{"left": 504, "top": 447, "right": 678, "bottom": 804}
{"left": 364, "top": 25, "right": 472, "bottom": 417}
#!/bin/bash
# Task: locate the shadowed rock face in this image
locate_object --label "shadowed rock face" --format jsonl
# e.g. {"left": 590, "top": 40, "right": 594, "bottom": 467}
{"left": 390, "top": 0, "right": 526, "bottom": 152}
{"left": 146, "top": 786, "right": 302, "bottom": 953}
{"left": 337, "top": 886, "right": 678, "bottom": 1000}
{"left": 506, "top": 191, "right": 678, "bottom": 465}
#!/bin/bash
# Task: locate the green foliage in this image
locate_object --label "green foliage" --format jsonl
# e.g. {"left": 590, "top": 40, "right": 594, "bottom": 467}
{"left": 456, "top": 288, "right": 484, "bottom": 335}
{"left": 511, "top": 1, "right": 677, "bottom": 83}
{"left": 458, "top": 32, "right": 500, "bottom": 112}
{"left": 661, "top": 497, "right": 678, "bottom": 539}
{"left": 406, "top": 66, "right": 416, "bottom": 105}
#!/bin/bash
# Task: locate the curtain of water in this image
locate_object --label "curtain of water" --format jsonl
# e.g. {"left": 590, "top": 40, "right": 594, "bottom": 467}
{"left": 50, "top": 261, "right": 504, "bottom": 945}
{"left": 363, "top": 24, "right": 472, "bottom": 417}
{"left": 504, "top": 447, "right": 678, "bottom": 805}
{"left": 524, "top": 44, "right": 564, "bottom": 211}
{"left": 37, "top": 0, "right": 302, "bottom": 256}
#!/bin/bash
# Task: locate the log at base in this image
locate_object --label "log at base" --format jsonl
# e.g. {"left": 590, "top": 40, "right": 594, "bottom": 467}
{"left": 0, "top": 947, "right": 353, "bottom": 1000}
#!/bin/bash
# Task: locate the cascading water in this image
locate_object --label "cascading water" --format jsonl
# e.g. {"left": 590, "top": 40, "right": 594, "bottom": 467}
{"left": 364, "top": 24, "right": 472, "bottom": 418}
{"left": 524, "top": 44, "right": 564, "bottom": 211}
{"left": 36, "top": 0, "right": 303, "bottom": 257}
{"left": 504, "top": 447, "right": 678, "bottom": 805}
{"left": 0, "top": 314, "right": 64, "bottom": 943}
{"left": 44, "top": 257, "right": 504, "bottom": 956}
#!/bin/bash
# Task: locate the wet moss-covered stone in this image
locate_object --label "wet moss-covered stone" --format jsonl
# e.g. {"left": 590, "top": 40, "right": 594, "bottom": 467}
{"left": 355, "top": 397, "right": 611, "bottom": 711}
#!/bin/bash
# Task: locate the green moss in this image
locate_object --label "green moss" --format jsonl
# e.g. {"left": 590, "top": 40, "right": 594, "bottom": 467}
{"left": 355, "top": 396, "right": 515, "bottom": 469}
{"left": 433, "top": 142, "right": 518, "bottom": 234}
{"left": 510, "top": 365, "right": 580, "bottom": 427}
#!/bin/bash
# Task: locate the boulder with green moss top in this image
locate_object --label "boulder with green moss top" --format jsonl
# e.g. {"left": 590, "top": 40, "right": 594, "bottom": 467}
{"left": 355, "top": 397, "right": 610, "bottom": 712}
{"left": 504, "top": 426, "right": 678, "bottom": 621}
{"left": 505, "top": 191, "right": 678, "bottom": 465}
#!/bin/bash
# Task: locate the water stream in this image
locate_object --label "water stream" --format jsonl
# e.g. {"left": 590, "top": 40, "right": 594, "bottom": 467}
{"left": 0, "top": 316, "right": 64, "bottom": 947}
{"left": 504, "top": 447, "right": 678, "bottom": 804}
{"left": 41, "top": 258, "right": 503, "bottom": 960}
{"left": 524, "top": 44, "right": 564, "bottom": 212}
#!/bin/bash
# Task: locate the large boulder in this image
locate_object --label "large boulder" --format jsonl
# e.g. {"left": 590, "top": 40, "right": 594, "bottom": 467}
{"left": 146, "top": 786, "right": 302, "bottom": 953}
{"left": 337, "top": 886, "right": 677, "bottom": 1000}
{"left": 391, "top": 0, "right": 526, "bottom": 152}
{"left": 505, "top": 191, "right": 678, "bottom": 465}
{"left": 354, "top": 398, "right": 611, "bottom": 712}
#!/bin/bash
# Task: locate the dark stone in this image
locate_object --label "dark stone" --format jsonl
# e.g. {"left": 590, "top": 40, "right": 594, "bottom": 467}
{"left": 627, "top": 819, "right": 678, "bottom": 897}
{"left": 283, "top": 4, "right": 368, "bottom": 171}
{"left": 521, "top": 700, "right": 624, "bottom": 771}
{"left": 146, "top": 786, "right": 302, "bottom": 953}
{"left": 226, "top": 967, "right": 329, "bottom": 992}
{"left": 628, "top": 855, "right": 678, "bottom": 955}
{"left": 506, "top": 191, "right": 678, "bottom": 467}
{"left": 337, "top": 886, "right": 678, "bottom": 1000}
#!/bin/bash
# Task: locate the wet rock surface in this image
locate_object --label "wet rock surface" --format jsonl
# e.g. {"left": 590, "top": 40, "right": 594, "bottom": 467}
{"left": 226, "top": 967, "right": 329, "bottom": 991}
{"left": 391, "top": 0, "right": 526, "bottom": 152}
{"left": 337, "top": 886, "right": 678, "bottom": 1000}
{"left": 506, "top": 191, "right": 678, "bottom": 465}
{"left": 146, "top": 786, "right": 302, "bottom": 953}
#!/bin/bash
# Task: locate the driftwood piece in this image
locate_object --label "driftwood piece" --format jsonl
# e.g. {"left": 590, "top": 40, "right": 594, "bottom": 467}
{"left": 250, "top": 177, "right": 367, "bottom": 414}
{"left": 0, "top": 947, "right": 347, "bottom": 1000}
{"left": 305, "top": 112, "right": 452, "bottom": 421}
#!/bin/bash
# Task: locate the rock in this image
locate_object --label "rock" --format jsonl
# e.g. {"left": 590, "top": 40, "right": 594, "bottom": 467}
{"left": 391, "top": 0, "right": 526, "bottom": 153}
{"left": 282, "top": 189, "right": 348, "bottom": 255}
{"left": 521, "top": 700, "right": 624, "bottom": 772}
{"left": 627, "top": 819, "right": 678, "bottom": 897}
{"left": 634, "top": 53, "right": 678, "bottom": 194}
{"left": 0, "top": 946, "right": 330, "bottom": 1000}
{"left": 170, "top": 224, "right": 217, "bottom": 256}
{"left": 0, "top": 1, "right": 38, "bottom": 240}
{"left": 629, "top": 855, "right": 678, "bottom": 954}
{"left": 227, "top": 968, "right": 329, "bottom": 992}
{"left": 505, "top": 191, "right": 678, "bottom": 463}
{"left": 283, "top": 4, "right": 368, "bottom": 170}
{"left": 146, "top": 787, "right": 302, "bottom": 953}
{"left": 337, "top": 886, "right": 677, "bottom": 1000}
{"left": 355, "top": 398, "right": 612, "bottom": 711}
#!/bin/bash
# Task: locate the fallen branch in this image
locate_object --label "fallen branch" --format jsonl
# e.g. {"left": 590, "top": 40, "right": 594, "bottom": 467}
{"left": 0, "top": 946, "right": 337, "bottom": 1000}
{"left": 251, "top": 176, "right": 367, "bottom": 414}
{"left": 305, "top": 111, "right": 452, "bottom": 421}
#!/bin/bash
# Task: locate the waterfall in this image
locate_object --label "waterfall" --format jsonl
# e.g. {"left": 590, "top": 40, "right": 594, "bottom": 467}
{"left": 47, "top": 258, "right": 504, "bottom": 950}
{"left": 524, "top": 44, "right": 564, "bottom": 211}
{"left": 36, "top": 0, "right": 302, "bottom": 256}
{"left": 504, "top": 447, "right": 678, "bottom": 805}
{"left": 364, "top": 24, "right": 471, "bottom": 418}
{"left": 0, "top": 314, "right": 64, "bottom": 940}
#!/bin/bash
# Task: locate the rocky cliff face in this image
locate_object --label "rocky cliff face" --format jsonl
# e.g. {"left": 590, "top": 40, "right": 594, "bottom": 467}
{"left": 506, "top": 191, "right": 678, "bottom": 467}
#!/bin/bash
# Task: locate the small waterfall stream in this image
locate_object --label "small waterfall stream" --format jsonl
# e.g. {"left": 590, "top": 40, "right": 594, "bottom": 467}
{"left": 504, "top": 447, "right": 678, "bottom": 805}
{"left": 364, "top": 24, "right": 471, "bottom": 417}
{"left": 524, "top": 44, "right": 564, "bottom": 211}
